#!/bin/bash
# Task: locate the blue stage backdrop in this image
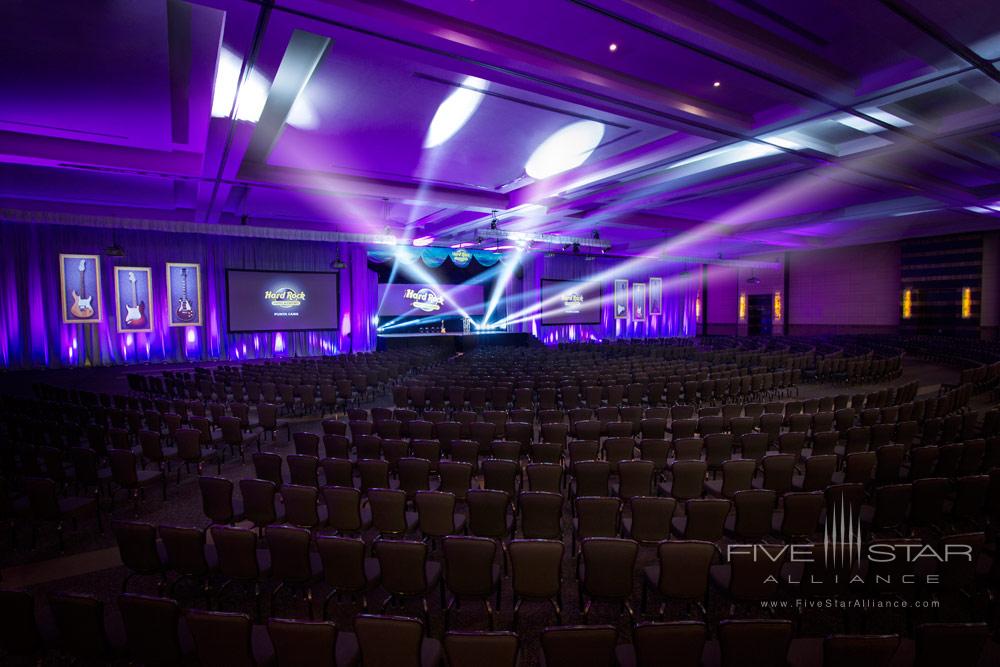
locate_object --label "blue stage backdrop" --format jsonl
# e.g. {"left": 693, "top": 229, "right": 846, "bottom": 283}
{"left": 0, "top": 220, "right": 376, "bottom": 369}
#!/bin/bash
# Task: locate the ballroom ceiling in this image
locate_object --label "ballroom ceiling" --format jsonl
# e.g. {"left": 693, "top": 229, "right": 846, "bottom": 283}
{"left": 2, "top": 0, "right": 1000, "bottom": 259}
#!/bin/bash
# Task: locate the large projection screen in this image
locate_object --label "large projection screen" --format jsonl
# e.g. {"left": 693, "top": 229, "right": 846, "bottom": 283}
{"left": 377, "top": 283, "right": 485, "bottom": 317}
{"left": 226, "top": 269, "right": 339, "bottom": 333}
{"left": 540, "top": 278, "right": 602, "bottom": 325}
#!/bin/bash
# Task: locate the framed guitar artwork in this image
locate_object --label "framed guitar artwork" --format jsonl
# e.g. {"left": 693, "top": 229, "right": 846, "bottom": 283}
{"left": 165, "top": 262, "right": 202, "bottom": 327}
{"left": 59, "top": 254, "right": 103, "bottom": 324}
{"left": 113, "top": 266, "right": 153, "bottom": 333}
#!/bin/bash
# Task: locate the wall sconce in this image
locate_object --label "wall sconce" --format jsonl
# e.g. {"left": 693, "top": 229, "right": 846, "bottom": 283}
{"left": 902, "top": 288, "right": 912, "bottom": 319}
{"left": 961, "top": 287, "right": 972, "bottom": 319}
{"left": 772, "top": 290, "right": 782, "bottom": 322}
{"left": 738, "top": 293, "right": 747, "bottom": 321}
{"left": 695, "top": 295, "right": 702, "bottom": 322}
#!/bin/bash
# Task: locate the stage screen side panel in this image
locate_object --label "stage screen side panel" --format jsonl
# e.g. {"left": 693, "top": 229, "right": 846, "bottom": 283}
{"left": 377, "top": 283, "right": 485, "bottom": 317}
{"left": 540, "top": 278, "right": 602, "bottom": 325}
{"left": 226, "top": 270, "right": 339, "bottom": 333}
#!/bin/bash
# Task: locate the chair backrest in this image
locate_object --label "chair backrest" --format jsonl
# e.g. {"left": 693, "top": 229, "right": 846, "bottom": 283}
{"left": 581, "top": 537, "right": 638, "bottom": 599}
{"left": 718, "top": 619, "right": 792, "bottom": 667}
{"left": 199, "top": 476, "right": 236, "bottom": 524}
{"left": 823, "top": 634, "right": 900, "bottom": 667}
{"left": 681, "top": 498, "right": 731, "bottom": 541}
{"left": 416, "top": 490, "right": 458, "bottom": 537}
{"left": 541, "top": 625, "right": 617, "bottom": 667}
{"left": 444, "top": 631, "right": 519, "bottom": 667}
{"left": 282, "top": 484, "right": 320, "bottom": 528}
{"left": 519, "top": 491, "right": 563, "bottom": 539}
{"left": 186, "top": 609, "right": 255, "bottom": 667}
{"left": 632, "top": 621, "right": 707, "bottom": 667}
{"left": 268, "top": 618, "right": 338, "bottom": 666}
{"left": 732, "top": 489, "right": 776, "bottom": 541}
{"left": 239, "top": 478, "right": 278, "bottom": 528}
{"left": 525, "top": 463, "right": 562, "bottom": 493}
{"left": 439, "top": 461, "right": 474, "bottom": 500}
{"left": 777, "top": 491, "right": 824, "bottom": 539}
{"left": 210, "top": 525, "right": 261, "bottom": 580}
{"left": 575, "top": 496, "right": 621, "bottom": 539}
{"left": 109, "top": 449, "right": 140, "bottom": 486}
{"left": 368, "top": 487, "right": 409, "bottom": 535}
{"left": 267, "top": 524, "right": 313, "bottom": 582}
{"left": 509, "top": 539, "right": 563, "bottom": 598}
{"left": 118, "top": 593, "right": 184, "bottom": 665}
{"left": 251, "top": 452, "right": 284, "bottom": 488}
{"left": 0, "top": 589, "right": 42, "bottom": 656}
{"left": 377, "top": 539, "right": 430, "bottom": 595}
{"left": 443, "top": 535, "right": 498, "bottom": 597}
{"left": 159, "top": 524, "right": 210, "bottom": 576}
{"left": 655, "top": 540, "right": 716, "bottom": 600}
{"left": 355, "top": 614, "right": 426, "bottom": 667}
{"left": 669, "top": 460, "right": 708, "bottom": 500}
{"left": 316, "top": 535, "right": 369, "bottom": 592}
{"left": 113, "top": 520, "right": 162, "bottom": 573}
{"left": 914, "top": 623, "right": 989, "bottom": 667}
{"left": 573, "top": 460, "right": 610, "bottom": 497}
{"left": 49, "top": 592, "right": 113, "bottom": 659}
{"left": 628, "top": 496, "right": 676, "bottom": 544}
{"left": 467, "top": 489, "right": 511, "bottom": 539}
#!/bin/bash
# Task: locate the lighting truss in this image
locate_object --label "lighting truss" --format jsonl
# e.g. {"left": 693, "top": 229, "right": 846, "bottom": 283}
{"left": 476, "top": 227, "right": 612, "bottom": 250}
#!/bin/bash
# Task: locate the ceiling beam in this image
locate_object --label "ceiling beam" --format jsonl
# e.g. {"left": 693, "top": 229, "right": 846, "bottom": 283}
{"left": 238, "top": 161, "right": 508, "bottom": 211}
{"left": 243, "top": 29, "right": 331, "bottom": 164}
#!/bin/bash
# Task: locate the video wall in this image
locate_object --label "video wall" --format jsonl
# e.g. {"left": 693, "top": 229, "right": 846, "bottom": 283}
{"left": 378, "top": 283, "right": 484, "bottom": 317}
{"left": 540, "top": 278, "right": 602, "bottom": 325}
{"left": 226, "top": 270, "right": 340, "bottom": 333}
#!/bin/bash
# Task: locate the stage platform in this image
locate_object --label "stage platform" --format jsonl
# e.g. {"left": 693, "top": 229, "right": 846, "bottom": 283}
{"left": 375, "top": 331, "right": 534, "bottom": 352}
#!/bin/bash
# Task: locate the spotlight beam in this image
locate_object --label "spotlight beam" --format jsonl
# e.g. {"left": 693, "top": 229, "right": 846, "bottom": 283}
{"left": 481, "top": 248, "right": 523, "bottom": 326}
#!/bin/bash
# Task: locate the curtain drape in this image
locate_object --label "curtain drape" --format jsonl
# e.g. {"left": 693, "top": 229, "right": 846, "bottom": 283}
{"left": 511, "top": 253, "right": 699, "bottom": 343}
{"left": 0, "top": 220, "right": 378, "bottom": 369}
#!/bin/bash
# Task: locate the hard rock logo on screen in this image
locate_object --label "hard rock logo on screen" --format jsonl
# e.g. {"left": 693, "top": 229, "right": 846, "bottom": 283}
{"left": 405, "top": 287, "right": 445, "bottom": 312}
{"left": 561, "top": 292, "right": 584, "bottom": 313}
{"left": 265, "top": 288, "right": 306, "bottom": 309}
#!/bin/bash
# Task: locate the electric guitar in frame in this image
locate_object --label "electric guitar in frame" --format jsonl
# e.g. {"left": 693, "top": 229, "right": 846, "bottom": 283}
{"left": 175, "top": 267, "right": 195, "bottom": 322}
{"left": 124, "top": 271, "right": 148, "bottom": 329}
{"left": 70, "top": 259, "right": 95, "bottom": 319}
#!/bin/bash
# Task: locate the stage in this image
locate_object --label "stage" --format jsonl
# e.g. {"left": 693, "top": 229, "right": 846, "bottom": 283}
{"left": 375, "top": 331, "right": 534, "bottom": 352}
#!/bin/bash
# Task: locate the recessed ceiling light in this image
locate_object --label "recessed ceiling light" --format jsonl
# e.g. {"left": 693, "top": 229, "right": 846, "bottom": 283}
{"left": 713, "top": 81, "right": 721, "bottom": 88}
{"left": 608, "top": 43, "right": 618, "bottom": 52}
{"left": 525, "top": 120, "right": 605, "bottom": 180}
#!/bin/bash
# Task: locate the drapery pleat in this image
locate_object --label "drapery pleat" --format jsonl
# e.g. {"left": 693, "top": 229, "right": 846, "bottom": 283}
{"left": 0, "top": 220, "right": 379, "bottom": 369}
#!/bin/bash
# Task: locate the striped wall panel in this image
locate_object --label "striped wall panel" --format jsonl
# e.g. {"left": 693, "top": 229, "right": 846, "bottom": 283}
{"left": 900, "top": 233, "right": 981, "bottom": 336}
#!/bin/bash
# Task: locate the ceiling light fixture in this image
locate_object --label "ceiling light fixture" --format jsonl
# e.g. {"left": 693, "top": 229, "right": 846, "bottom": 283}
{"left": 489, "top": 210, "right": 499, "bottom": 230}
{"left": 608, "top": 43, "right": 618, "bottom": 52}
{"left": 423, "top": 75, "right": 489, "bottom": 148}
{"left": 713, "top": 81, "right": 721, "bottom": 88}
{"left": 211, "top": 46, "right": 317, "bottom": 129}
{"left": 525, "top": 120, "right": 605, "bottom": 180}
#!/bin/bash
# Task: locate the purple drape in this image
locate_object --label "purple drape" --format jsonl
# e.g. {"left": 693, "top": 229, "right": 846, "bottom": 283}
{"left": 0, "top": 220, "right": 377, "bottom": 369}
{"left": 511, "top": 253, "right": 699, "bottom": 343}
